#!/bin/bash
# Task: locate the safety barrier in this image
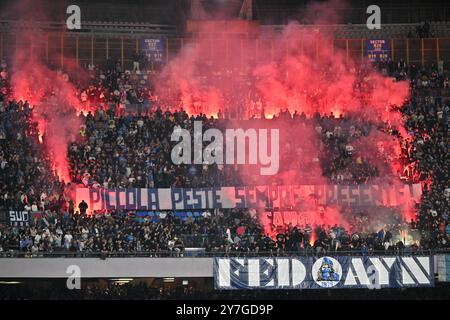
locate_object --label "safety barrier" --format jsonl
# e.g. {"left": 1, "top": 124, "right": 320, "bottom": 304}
{"left": 0, "top": 248, "right": 448, "bottom": 258}
{"left": 1, "top": 30, "right": 450, "bottom": 70}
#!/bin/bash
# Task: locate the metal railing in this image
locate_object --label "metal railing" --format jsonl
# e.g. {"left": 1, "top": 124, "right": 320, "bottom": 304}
{"left": 0, "top": 248, "right": 448, "bottom": 258}
{"left": 2, "top": 30, "right": 450, "bottom": 71}
{"left": 0, "top": 20, "right": 177, "bottom": 35}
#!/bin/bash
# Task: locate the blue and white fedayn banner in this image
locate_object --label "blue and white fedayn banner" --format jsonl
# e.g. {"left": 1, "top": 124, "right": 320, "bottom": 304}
{"left": 214, "top": 256, "right": 434, "bottom": 290}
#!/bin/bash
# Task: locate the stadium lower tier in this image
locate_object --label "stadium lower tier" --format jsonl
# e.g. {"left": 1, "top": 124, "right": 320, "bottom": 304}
{"left": 0, "top": 254, "right": 450, "bottom": 299}
{"left": 1, "top": 279, "right": 450, "bottom": 300}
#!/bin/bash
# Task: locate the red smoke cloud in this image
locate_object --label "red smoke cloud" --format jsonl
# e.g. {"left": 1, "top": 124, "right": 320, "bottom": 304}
{"left": 153, "top": 0, "right": 414, "bottom": 235}
{"left": 153, "top": 14, "right": 409, "bottom": 131}
{"left": 9, "top": 37, "right": 87, "bottom": 182}
{"left": 2, "top": 0, "right": 97, "bottom": 183}
{"left": 5, "top": 0, "right": 417, "bottom": 235}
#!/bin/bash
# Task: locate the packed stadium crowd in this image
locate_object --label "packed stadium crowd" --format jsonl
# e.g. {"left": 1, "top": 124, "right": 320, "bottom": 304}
{"left": 0, "top": 56, "right": 448, "bottom": 256}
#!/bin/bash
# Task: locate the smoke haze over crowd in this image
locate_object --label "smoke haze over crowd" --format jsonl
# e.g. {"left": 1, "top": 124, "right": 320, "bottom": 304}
{"left": 3, "top": 0, "right": 419, "bottom": 235}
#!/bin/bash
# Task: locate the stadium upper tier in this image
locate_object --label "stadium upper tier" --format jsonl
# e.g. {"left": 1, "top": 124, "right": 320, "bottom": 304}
{"left": 262, "top": 22, "right": 450, "bottom": 39}
{"left": 0, "top": 20, "right": 178, "bottom": 37}
{"left": 0, "top": 20, "right": 449, "bottom": 39}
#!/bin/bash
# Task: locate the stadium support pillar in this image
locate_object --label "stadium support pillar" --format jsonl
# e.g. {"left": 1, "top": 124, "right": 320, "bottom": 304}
{"left": 76, "top": 36, "right": 79, "bottom": 67}
{"left": 135, "top": 38, "right": 139, "bottom": 54}
{"left": 300, "top": 37, "right": 304, "bottom": 56}
{"left": 406, "top": 39, "right": 409, "bottom": 65}
{"left": 0, "top": 33, "right": 2, "bottom": 61}
{"left": 61, "top": 33, "right": 64, "bottom": 69}
{"left": 210, "top": 38, "right": 213, "bottom": 61}
{"left": 120, "top": 37, "right": 124, "bottom": 68}
{"left": 30, "top": 34, "right": 33, "bottom": 60}
{"left": 285, "top": 40, "right": 288, "bottom": 60}
{"left": 256, "top": 39, "right": 259, "bottom": 63}
{"left": 45, "top": 34, "right": 49, "bottom": 63}
{"left": 90, "top": 36, "right": 94, "bottom": 66}
{"left": 166, "top": 37, "right": 169, "bottom": 64}
{"left": 345, "top": 39, "right": 349, "bottom": 64}
{"left": 240, "top": 39, "right": 243, "bottom": 70}
{"left": 436, "top": 38, "right": 440, "bottom": 63}
{"left": 106, "top": 37, "right": 109, "bottom": 59}
{"left": 360, "top": 38, "right": 364, "bottom": 61}
{"left": 270, "top": 39, "right": 274, "bottom": 63}
{"left": 315, "top": 39, "right": 318, "bottom": 62}
{"left": 391, "top": 39, "right": 395, "bottom": 61}
{"left": 226, "top": 39, "right": 229, "bottom": 68}
{"left": 421, "top": 38, "right": 425, "bottom": 66}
